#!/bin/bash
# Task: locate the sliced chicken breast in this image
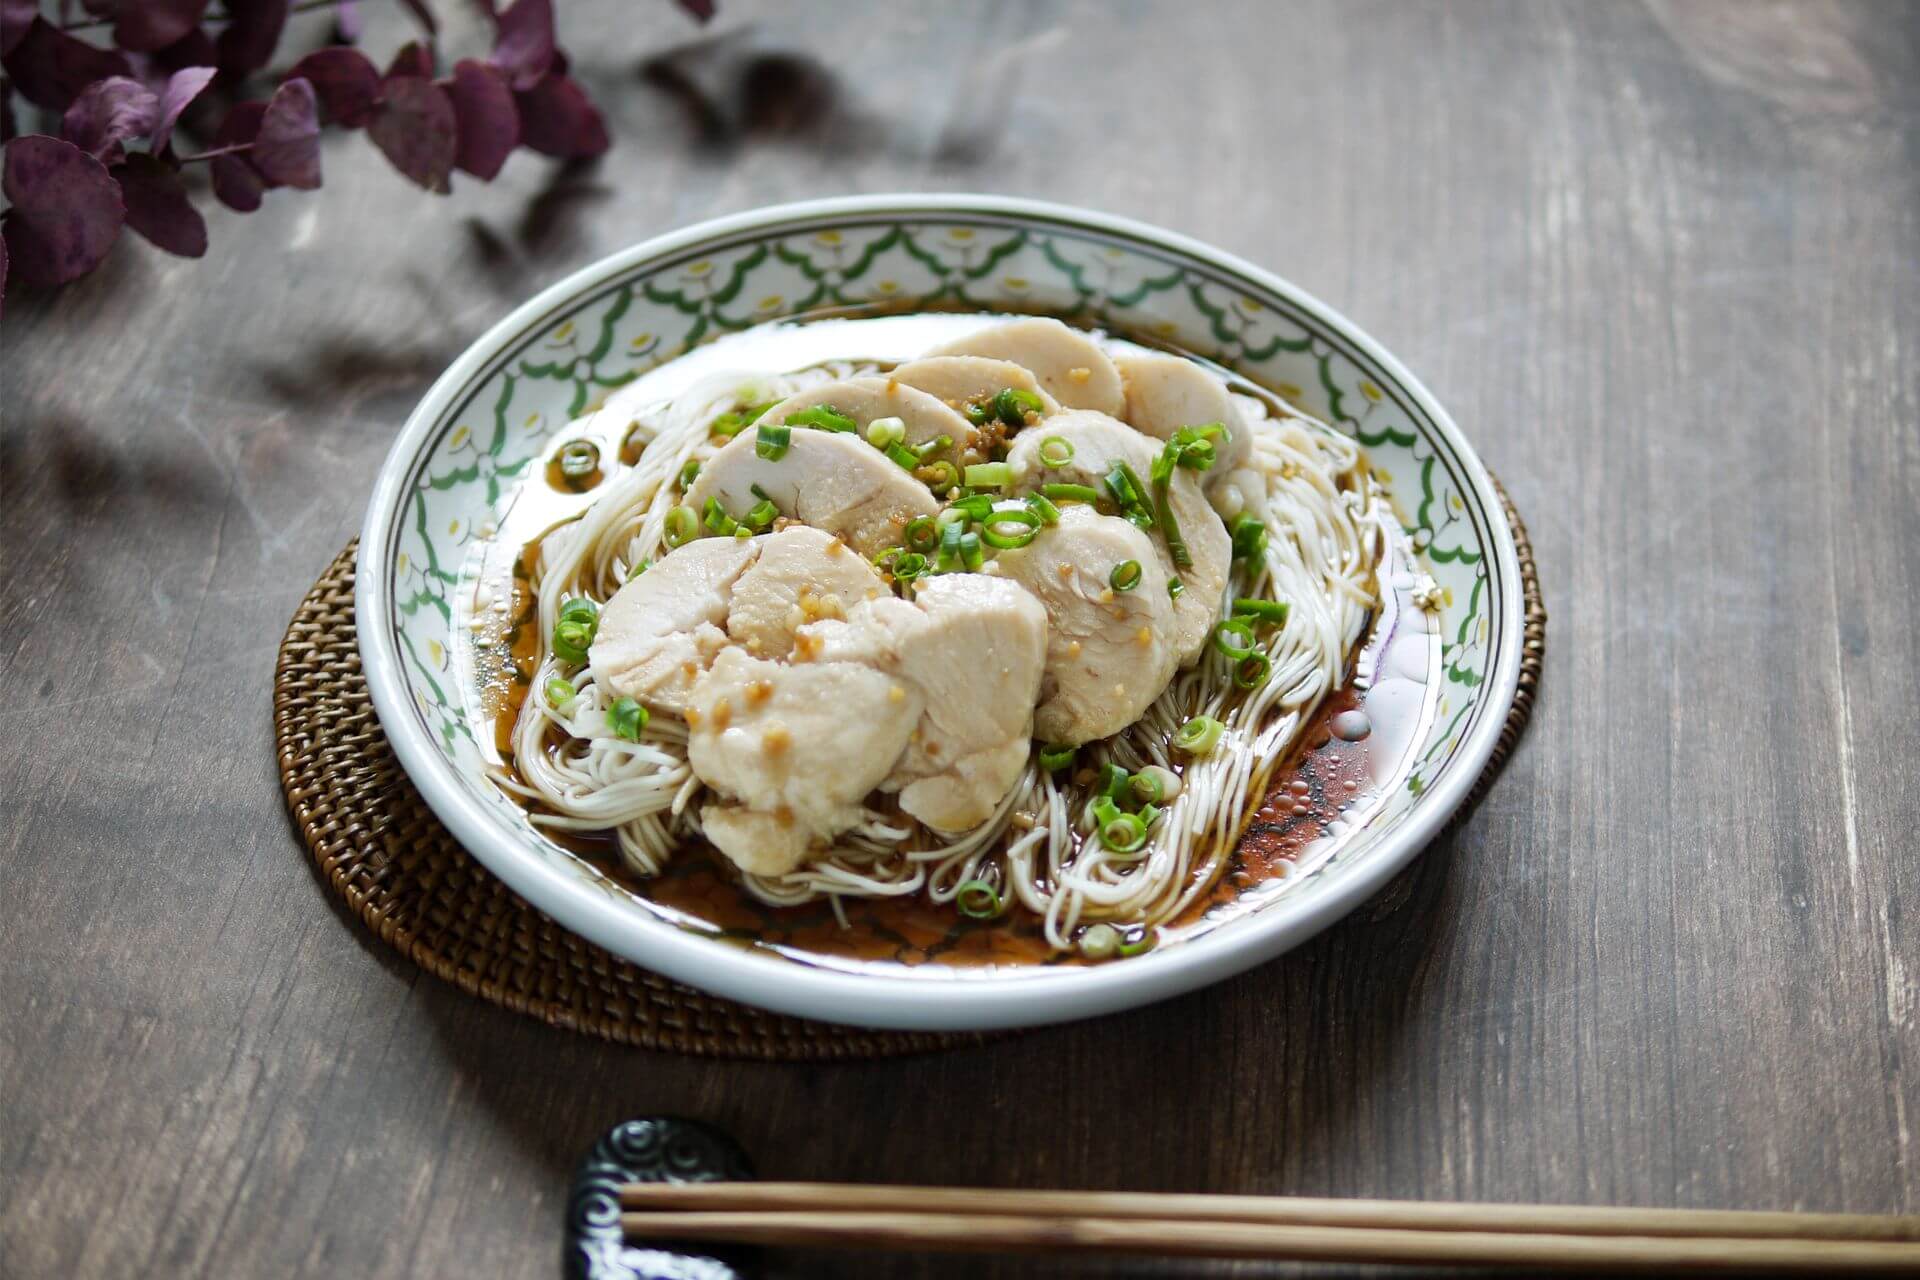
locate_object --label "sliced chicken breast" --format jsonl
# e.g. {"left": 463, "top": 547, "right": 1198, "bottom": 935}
{"left": 1114, "top": 352, "right": 1251, "bottom": 479}
{"left": 685, "top": 426, "right": 939, "bottom": 558}
{"left": 984, "top": 506, "right": 1179, "bottom": 745}
{"left": 589, "top": 536, "right": 760, "bottom": 713}
{"left": 727, "top": 526, "right": 888, "bottom": 661}
{"left": 687, "top": 647, "right": 923, "bottom": 876}
{"left": 925, "top": 317, "right": 1125, "bottom": 415}
{"left": 1006, "top": 409, "right": 1230, "bottom": 666}
{"left": 805, "top": 573, "right": 1048, "bottom": 831}
{"left": 755, "top": 377, "right": 980, "bottom": 453}
{"left": 889, "top": 356, "right": 1061, "bottom": 420}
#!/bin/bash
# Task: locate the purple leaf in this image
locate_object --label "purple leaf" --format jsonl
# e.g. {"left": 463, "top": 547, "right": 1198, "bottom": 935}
{"left": 116, "top": 0, "right": 208, "bottom": 54}
{"left": 3, "top": 18, "right": 135, "bottom": 109}
{"left": 2, "top": 0, "right": 35, "bottom": 57}
{"left": 488, "top": 0, "right": 552, "bottom": 90}
{"left": 288, "top": 47, "right": 380, "bottom": 127}
{"left": 1, "top": 80, "right": 15, "bottom": 142}
{"left": 252, "top": 76, "right": 321, "bottom": 188}
{"left": 333, "top": 0, "right": 362, "bottom": 44}
{"left": 367, "top": 74, "right": 455, "bottom": 192}
{"left": 0, "top": 228, "right": 8, "bottom": 317}
{"left": 150, "top": 24, "right": 218, "bottom": 75}
{"left": 397, "top": 0, "right": 437, "bottom": 35}
{"left": 386, "top": 39, "right": 434, "bottom": 80}
{"left": 447, "top": 58, "right": 517, "bottom": 180}
{"left": 150, "top": 64, "right": 216, "bottom": 154}
{"left": 208, "top": 99, "right": 265, "bottom": 210}
{"left": 674, "top": 0, "right": 716, "bottom": 21}
{"left": 60, "top": 75, "right": 157, "bottom": 163}
{"left": 1, "top": 133, "right": 126, "bottom": 286}
{"left": 216, "top": 0, "right": 289, "bottom": 74}
{"left": 116, "top": 150, "right": 206, "bottom": 256}
{"left": 515, "top": 73, "right": 606, "bottom": 159}
{"left": 211, "top": 152, "right": 262, "bottom": 210}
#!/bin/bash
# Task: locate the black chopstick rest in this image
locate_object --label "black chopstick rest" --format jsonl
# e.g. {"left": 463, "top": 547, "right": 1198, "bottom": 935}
{"left": 567, "top": 1117, "right": 758, "bottom": 1280}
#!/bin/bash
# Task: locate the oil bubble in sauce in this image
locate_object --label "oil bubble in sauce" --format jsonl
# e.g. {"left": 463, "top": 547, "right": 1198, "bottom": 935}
{"left": 1330, "top": 709, "right": 1372, "bottom": 741}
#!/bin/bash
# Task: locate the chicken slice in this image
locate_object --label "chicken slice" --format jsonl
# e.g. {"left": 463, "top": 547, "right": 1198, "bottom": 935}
{"left": 684, "top": 426, "right": 939, "bottom": 558}
{"left": 804, "top": 573, "right": 1048, "bottom": 832}
{"left": 889, "top": 356, "right": 1061, "bottom": 420}
{"left": 984, "top": 506, "right": 1179, "bottom": 745}
{"left": 589, "top": 536, "right": 761, "bottom": 713}
{"left": 1006, "top": 409, "right": 1230, "bottom": 666}
{"left": 726, "top": 526, "right": 888, "bottom": 661}
{"left": 687, "top": 647, "right": 923, "bottom": 876}
{"left": 755, "top": 377, "right": 980, "bottom": 453}
{"left": 1114, "top": 352, "right": 1251, "bottom": 480}
{"left": 925, "top": 317, "right": 1125, "bottom": 415}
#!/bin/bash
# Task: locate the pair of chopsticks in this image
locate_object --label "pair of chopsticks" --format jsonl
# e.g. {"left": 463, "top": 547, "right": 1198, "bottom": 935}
{"left": 620, "top": 1182, "right": 1920, "bottom": 1272}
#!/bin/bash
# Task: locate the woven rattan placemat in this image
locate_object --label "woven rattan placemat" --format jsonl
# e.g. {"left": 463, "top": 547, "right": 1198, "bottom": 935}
{"left": 274, "top": 482, "right": 1543, "bottom": 1060}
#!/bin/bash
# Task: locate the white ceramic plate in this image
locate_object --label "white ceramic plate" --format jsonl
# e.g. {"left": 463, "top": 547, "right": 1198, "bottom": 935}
{"left": 358, "top": 195, "right": 1523, "bottom": 1031}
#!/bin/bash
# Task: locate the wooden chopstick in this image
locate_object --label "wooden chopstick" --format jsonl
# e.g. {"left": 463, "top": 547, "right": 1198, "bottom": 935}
{"left": 616, "top": 1183, "right": 1920, "bottom": 1272}
{"left": 621, "top": 1181, "right": 1920, "bottom": 1241}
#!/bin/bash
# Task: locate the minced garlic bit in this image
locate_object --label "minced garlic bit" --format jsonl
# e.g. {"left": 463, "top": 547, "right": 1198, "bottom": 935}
{"left": 1068, "top": 366, "right": 1091, "bottom": 383}
{"left": 1009, "top": 811, "right": 1037, "bottom": 831}
{"left": 772, "top": 804, "right": 795, "bottom": 827}
{"left": 762, "top": 723, "right": 792, "bottom": 754}
{"left": 1411, "top": 574, "right": 1443, "bottom": 611}
{"left": 1135, "top": 626, "right": 1153, "bottom": 647}
{"left": 1066, "top": 640, "right": 1083, "bottom": 658}
{"left": 744, "top": 679, "right": 774, "bottom": 706}
{"left": 685, "top": 707, "right": 703, "bottom": 729}
{"left": 711, "top": 697, "right": 733, "bottom": 731}
{"left": 888, "top": 684, "right": 906, "bottom": 704}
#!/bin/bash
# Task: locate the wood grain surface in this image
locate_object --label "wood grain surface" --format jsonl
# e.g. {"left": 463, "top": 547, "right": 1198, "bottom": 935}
{"left": 3, "top": 2, "right": 1916, "bottom": 1277}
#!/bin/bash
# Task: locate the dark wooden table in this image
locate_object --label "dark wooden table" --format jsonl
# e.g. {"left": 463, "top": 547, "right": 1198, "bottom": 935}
{"left": 5, "top": 2, "right": 1916, "bottom": 1276}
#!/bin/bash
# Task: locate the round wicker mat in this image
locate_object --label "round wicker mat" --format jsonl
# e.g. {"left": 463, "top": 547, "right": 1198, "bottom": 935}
{"left": 275, "top": 481, "right": 1543, "bottom": 1060}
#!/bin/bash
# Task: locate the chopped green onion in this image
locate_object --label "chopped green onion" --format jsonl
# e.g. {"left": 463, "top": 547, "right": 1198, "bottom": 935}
{"left": 915, "top": 434, "right": 953, "bottom": 461}
{"left": 702, "top": 497, "right": 738, "bottom": 536}
{"left": 606, "top": 696, "right": 648, "bottom": 741}
{"left": 1040, "top": 482, "right": 1102, "bottom": 504}
{"left": 631, "top": 559, "right": 653, "bottom": 576}
{"left": 1103, "top": 463, "right": 1145, "bottom": 509}
{"left": 936, "top": 505, "right": 972, "bottom": 531}
{"left": 1130, "top": 765, "right": 1180, "bottom": 806}
{"left": 784, "top": 404, "right": 857, "bottom": 433}
{"left": 745, "top": 499, "right": 778, "bottom": 530}
{"left": 1149, "top": 445, "right": 1191, "bottom": 569}
{"left": 903, "top": 516, "right": 938, "bottom": 553}
{"left": 1233, "top": 651, "right": 1272, "bottom": 690}
{"left": 712, "top": 401, "right": 777, "bottom": 438}
{"left": 1097, "top": 762, "right": 1131, "bottom": 803}
{"left": 963, "top": 399, "right": 994, "bottom": 426}
{"left": 947, "top": 494, "right": 995, "bottom": 523}
{"left": 1168, "top": 578, "right": 1184, "bottom": 599}
{"left": 955, "top": 879, "right": 1002, "bottom": 918}
{"left": 1174, "top": 715, "right": 1226, "bottom": 755}
{"left": 865, "top": 415, "right": 907, "bottom": 448}
{"left": 891, "top": 552, "right": 928, "bottom": 580}
{"left": 1109, "top": 560, "right": 1142, "bottom": 592}
{"left": 1079, "top": 923, "right": 1120, "bottom": 961}
{"left": 1026, "top": 493, "right": 1061, "bottom": 526}
{"left": 756, "top": 423, "right": 791, "bottom": 461}
{"left": 958, "top": 530, "right": 984, "bottom": 572}
{"left": 1101, "top": 810, "right": 1148, "bottom": 854}
{"left": 993, "top": 386, "right": 1045, "bottom": 426}
{"left": 1234, "top": 597, "right": 1290, "bottom": 626}
{"left": 557, "top": 597, "right": 599, "bottom": 626}
{"left": 544, "top": 677, "right": 577, "bottom": 710}
{"left": 938, "top": 519, "right": 964, "bottom": 567}
{"left": 885, "top": 441, "right": 921, "bottom": 470}
{"left": 920, "top": 460, "right": 958, "bottom": 495}
{"left": 1213, "top": 617, "right": 1257, "bottom": 660}
{"left": 678, "top": 458, "right": 701, "bottom": 489}
{"left": 663, "top": 505, "right": 699, "bottom": 548}
{"left": 1117, "top": 928, "right": 1158, "bottom": 958}
{"left": 981, "top": 507, "right": 1042, "bottom": 549}
{"left": 553, "top": 618, "right": 594, "bottom": 664}
{"left": 964, "top": 462, "right": 1013, "bottom": 489}
{"left": 557, "top": 439, "right": 600, "bottom": 478}
{"left": 872, "top": 546, "right": 903, "bottom": 570}
{"left": 1037, "top": 435, "right": 1075, "bottom": 467}
{"left": 1230, "top": 514, "right": 1268, "bottom": 562}
{"left": 1177, "top": 438, "right": 1216, "bottom": 470}
{"left": 1038, "top": 744, "right": 1076, "bottom": 773}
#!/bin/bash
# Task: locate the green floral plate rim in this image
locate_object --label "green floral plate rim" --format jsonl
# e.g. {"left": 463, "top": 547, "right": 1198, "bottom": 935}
{"left": 356, "top": 195, "right": 1525, "bottom": 1032}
